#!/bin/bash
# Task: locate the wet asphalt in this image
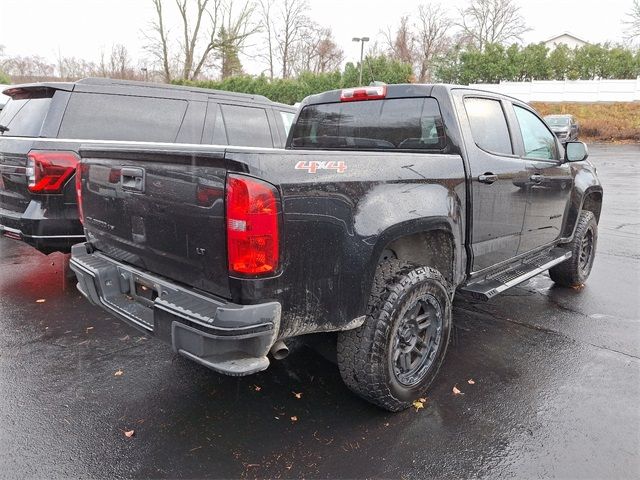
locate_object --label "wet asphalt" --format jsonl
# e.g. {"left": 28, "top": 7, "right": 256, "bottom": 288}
{"left": 0, "top": 144, "right": 639, "bottom": 479}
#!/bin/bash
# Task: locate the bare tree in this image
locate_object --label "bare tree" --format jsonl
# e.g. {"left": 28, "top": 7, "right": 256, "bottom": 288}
{"left": 216, "top": 1, "right": 259, "bottom": 78}
{"left": 257, "top": 0, "right": 276, "bottom": 79}
{"left": 144, "top": 0, "right": 173, "bottom": 81}
{"left": 414, "top": 3, "right": 451, "bottom": 82}
{"left": 275, "top": 0, "right": 309, "bottom": 79}
{"left": 2, "top": 55, "right": 55, "bottom": 80}
{"left": 456, "top": 0, "right": 529, "bottom": 50}
{"left": 384, "top": 16, "right": 415, "bottom": 64}
{"left": 109, "top": 44, "right": 135, "bottom": 79}
{"left": 291, "top": 25, "right": 343, "bottom": 75}
{"left": 625, "top": 0, "right": 640, "bottom": 42}
{"left": 143, "top": 0, "right": 258, "bottom": 81}
{"left": 311, "top": 28, "right": 344, "bottom": 73}
{"left": 57, "top": 55, "right": 97, "bottom": 80}
{"left": 258, "top": 0, "right": 342, "bottom": 78}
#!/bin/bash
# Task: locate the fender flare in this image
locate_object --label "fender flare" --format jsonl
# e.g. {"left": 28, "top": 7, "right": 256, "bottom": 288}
{"left": 356, "top": 217, "right": 460, "bottom": 315}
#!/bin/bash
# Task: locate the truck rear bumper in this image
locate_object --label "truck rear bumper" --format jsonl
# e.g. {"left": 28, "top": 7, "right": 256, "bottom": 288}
{"left": 70, "top": 243, "right": 281, "bottom": 376}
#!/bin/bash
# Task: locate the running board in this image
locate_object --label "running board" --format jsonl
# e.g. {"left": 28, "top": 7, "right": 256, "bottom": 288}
{"left": 460, "top": 247, "right": 572, "bottom": 301}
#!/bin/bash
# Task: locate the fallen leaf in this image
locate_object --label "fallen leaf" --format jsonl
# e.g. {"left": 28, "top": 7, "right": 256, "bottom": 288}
{"left": 124, "top": 429, "right": 135, "bottom": 438}
{"left": 418, "top": 397, "right": 427, "bottom": 402}
{"left": 293, "top": 392, "right": 302, "bottom": 399}
{"left": 36, "top": 299, "right": 46, "bottom": 303}
{"left": 412, "top": 399, "right": 425, "bottom": 411}
{"left": 452, "top": 385, "right": 463, "bottom": 395}
{"left": 114, "top": 370, "right": 124, "bottom": 377}
{"left": 467, "top": 379, "right": 475, "bottom": 385}
{"left": 571, "top": 283, "right": 585, "bottom": 290}
{"left": 290, "top": 416, "right": 298, "bottom": 422}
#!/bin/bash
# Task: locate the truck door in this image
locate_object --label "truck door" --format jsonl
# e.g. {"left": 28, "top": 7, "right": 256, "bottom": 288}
{"left": 509, "top": 103, "right": 573, "bottom": 254}
{"left": 455, "top": 94, "right": 529, "bottom": 273}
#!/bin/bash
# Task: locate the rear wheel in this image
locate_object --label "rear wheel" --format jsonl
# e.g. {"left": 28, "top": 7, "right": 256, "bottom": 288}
{"left": 549, "top": 210, "right": 598, "bottom": 287}
{"left": 337, "top": 260, "right": 452, "bottom": 411}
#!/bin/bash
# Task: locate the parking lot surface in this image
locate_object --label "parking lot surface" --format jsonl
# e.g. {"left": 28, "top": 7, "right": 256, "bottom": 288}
{"left": 1, "top": 144, "right": 639, "bottom": 479}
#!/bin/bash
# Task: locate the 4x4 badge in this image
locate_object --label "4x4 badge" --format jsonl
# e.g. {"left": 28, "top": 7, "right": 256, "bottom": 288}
{"left": 295, "top": 160, "right": 347, "bottom": 174}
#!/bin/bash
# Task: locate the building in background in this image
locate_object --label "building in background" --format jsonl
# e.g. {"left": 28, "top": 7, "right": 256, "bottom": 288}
{"left": 543, "top": 32, "right": 589, "bottom": 50}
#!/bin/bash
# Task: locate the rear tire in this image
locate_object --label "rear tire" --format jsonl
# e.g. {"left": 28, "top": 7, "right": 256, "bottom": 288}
{"left": 337, "top": 259, "right": 452, "bottom": 412}
{"left": 549, "top": 210, "right": 598, "bottom": 287}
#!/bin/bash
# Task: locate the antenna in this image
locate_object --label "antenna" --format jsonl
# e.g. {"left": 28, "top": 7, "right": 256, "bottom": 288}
{"left": 365, "top": 55, "right": 375, "bottom": 85}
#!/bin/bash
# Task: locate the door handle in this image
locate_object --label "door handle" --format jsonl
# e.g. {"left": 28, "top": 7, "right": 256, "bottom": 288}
{"left": 530, "top": 174, "right": 544, "bottom": 183}
{"left": 478, "top": 173, "right": 498, "bottom": 184}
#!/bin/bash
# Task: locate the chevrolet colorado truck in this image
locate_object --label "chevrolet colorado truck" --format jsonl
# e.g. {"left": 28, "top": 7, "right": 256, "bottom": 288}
{"left": 0, "top": 78, "right": 294, "bottom": 253}
{"left": 70, "top": 84, "right": 603, "bottom": 411}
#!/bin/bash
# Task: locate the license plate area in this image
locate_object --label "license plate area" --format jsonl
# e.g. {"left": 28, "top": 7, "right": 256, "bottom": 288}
{"left": 134, "top": 278, "right": 158, "bottom": 304}
{"left": 97, "top": 269, "right": 157, "bottom": 331}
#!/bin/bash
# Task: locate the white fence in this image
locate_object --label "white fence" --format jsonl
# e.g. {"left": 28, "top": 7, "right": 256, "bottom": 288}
{"left": 469, "top": 79, "right": 640, "bottom": 103}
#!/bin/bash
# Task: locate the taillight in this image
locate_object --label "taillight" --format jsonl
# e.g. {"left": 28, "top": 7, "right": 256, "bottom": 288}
{"left": 27, "top": 151, "right": 79, "bottom": 193}
{"left": 340, "top": 85, "right": 387, "bottom": 102}
{"left": 226, "top": 174, "right": 280, "bottom": 276}
{"left": 75, "top": 163, "right": 85, "bottom": 224}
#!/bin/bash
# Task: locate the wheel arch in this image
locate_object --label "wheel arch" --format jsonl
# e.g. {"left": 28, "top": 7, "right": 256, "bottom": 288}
{"left": 562, "top": 185, "right": 603, "bottom": 239}
{"left": 581, "top": 188, "right": 603, "bottom": 223}
{"left": 364, "top": 218, "right": 462, "bottom": 301}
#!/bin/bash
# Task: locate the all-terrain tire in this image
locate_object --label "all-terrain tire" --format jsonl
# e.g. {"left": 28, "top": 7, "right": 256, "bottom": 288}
{"left": 336, "top": 259, "right": 452, "bottom": 412}
{"left": 549, "top": 210, "right": 598, "bottom": 287}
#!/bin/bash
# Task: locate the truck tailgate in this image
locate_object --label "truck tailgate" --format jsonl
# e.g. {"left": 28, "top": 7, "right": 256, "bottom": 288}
{"left": 79, "top": 146, "right": 231, "bottom": 299}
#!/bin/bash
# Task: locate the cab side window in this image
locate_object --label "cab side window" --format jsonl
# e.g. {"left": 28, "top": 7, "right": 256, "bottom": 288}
{"left": 513, "top": 105, "right": 557, "bottom": 160}
{"left": 463, "top": 97, "right": 513, "bottom": 156}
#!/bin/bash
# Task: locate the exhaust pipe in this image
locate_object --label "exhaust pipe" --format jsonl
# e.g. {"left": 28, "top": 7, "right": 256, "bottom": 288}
{"left": 270, "top": 340, "right": 289, "bottom": 360}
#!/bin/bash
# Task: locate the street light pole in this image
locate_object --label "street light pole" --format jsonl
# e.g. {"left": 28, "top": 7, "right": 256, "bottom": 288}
{"left": 352, "top": 36, "right": 370, "bottom": 85}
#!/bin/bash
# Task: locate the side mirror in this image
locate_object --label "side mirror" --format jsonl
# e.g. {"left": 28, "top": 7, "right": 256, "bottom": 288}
{"left": 565, "top": 141, "right": 588, "bottom": 162}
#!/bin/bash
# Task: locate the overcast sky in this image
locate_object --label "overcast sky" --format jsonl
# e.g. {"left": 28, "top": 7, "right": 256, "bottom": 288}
{"left": 0, "top": 0, "right": 634, "bottom": 76}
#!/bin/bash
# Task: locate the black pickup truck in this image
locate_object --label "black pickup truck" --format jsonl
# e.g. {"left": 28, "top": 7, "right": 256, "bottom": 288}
{"left": 70, "top": 84, "right": 603, "bottom": 411}
{"left": 0, "top": 78, "right": 295, "bottom": 253}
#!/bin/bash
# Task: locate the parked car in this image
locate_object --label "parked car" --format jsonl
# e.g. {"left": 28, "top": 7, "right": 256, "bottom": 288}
{"left": 544, "top": 114, "right": 580, "bottom": 142}
{"left": 0, "top": 78, "right": 295, "bottom": 253}
{"left": 71, "top": 84, "right": 603, "bottom": 411}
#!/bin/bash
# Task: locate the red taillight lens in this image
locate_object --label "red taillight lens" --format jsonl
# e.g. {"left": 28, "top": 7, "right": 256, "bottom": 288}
{"left": 75, "top": 163, "right": 85, "bottom": 224}
{"left": 340, "top": 85, "right": 387, "bottom": 102}
{"left": 27, "top": 151, "right": 79, "bottom": 193}
{"left": 226, "top": 174, "right": 280, "bottom": 276}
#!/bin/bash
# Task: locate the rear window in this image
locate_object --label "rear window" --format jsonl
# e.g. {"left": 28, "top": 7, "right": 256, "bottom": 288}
{"left": 221, "top": 104, "right": 273, "bottom": 148}
{"left": 0, "top": 94, "right": 53, "bottom": 137}
{"left": 58, "top": 93, "right": 188, "bottom": 142}
{"left": 290, "top": 97, "right": 446, "bottom": 151}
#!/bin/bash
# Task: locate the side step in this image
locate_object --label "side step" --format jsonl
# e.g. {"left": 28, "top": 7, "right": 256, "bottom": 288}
{"left": 460, "top": 247, "right": 572, "bottom": 301}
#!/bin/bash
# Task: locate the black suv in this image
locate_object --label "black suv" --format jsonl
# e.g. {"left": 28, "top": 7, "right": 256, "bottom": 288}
{"left": 0, "top": 78, "right": 295, "bottom": 253}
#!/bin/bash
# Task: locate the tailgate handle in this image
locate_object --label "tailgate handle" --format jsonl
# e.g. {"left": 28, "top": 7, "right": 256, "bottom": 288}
{"left": 121, "top": 167, "right": 145, "bottom": 192}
